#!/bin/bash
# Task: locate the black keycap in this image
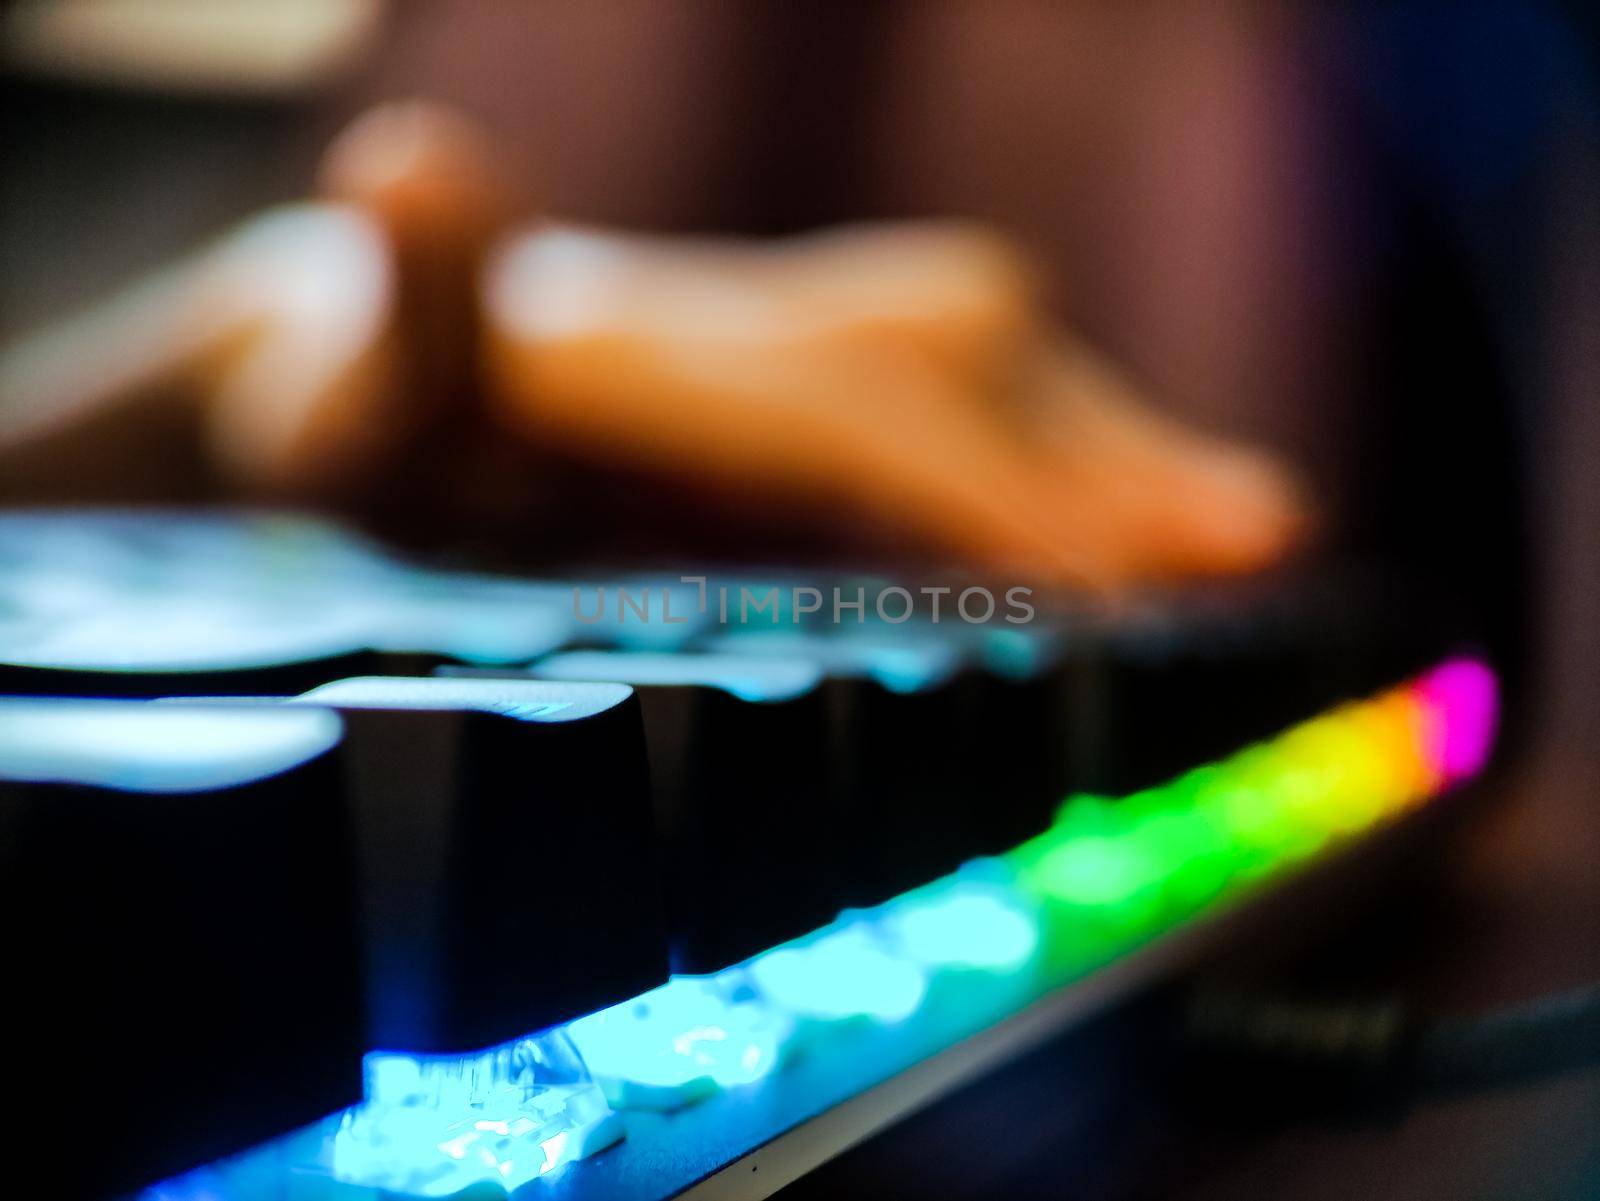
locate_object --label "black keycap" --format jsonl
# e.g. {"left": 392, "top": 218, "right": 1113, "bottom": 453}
{"left": 838, "top": 617, "right": 1085, "bottom": 857}
{"left": 479, "top": 650, "right": 847, "bottom": 973}
{"left": 704, "top": 628, "right": 1009, "bottom": 905}
{"left": 1079, "top": 574, "right": 1435, "bottom": 795}
{"left": 0, "top": 698, "right": 364, "bottom": 1201}
{"left": 950, "top": 621, "right": 1086, "bottom": 848}
{"left": 291, "top": 676, "right": 670, "bottom": 1054}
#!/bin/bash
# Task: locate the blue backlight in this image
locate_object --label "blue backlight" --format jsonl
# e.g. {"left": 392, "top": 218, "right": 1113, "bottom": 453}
{"left": 567, "top": 974, "right": 793, "bottom": 1110}
{"left": 323, "top": 1031, "right": 623, "bottom": 1195}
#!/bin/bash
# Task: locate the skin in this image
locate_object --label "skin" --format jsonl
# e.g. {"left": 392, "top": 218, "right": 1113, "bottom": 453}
{"left": 0, "top": 100, "right": 1307, "bottom": 590}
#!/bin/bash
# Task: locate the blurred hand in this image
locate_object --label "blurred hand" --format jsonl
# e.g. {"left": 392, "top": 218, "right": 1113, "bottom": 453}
{"left": 0, "top": 101, "right": 1307, "bottom": 590}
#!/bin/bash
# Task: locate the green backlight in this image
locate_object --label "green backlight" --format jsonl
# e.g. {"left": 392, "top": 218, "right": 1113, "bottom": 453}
{"left": 1009, "top": 669, "right": 1469, "bottom": 971}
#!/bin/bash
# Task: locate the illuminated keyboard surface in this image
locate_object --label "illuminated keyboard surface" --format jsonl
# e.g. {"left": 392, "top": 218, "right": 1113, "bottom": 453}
{"left": 0, "top": 511, "right": 1496, "bottom": 1200}
{"left": 126, "top": 658, "right": 1493, "bottom": 1201}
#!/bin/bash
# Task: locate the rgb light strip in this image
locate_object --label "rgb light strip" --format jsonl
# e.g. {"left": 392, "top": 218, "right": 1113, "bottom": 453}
{"left": 147, "top": 657, "right": 1497, "bottom": 1200}
{"left": 1013, "top": 655, "right": 1498, "bottom": 960}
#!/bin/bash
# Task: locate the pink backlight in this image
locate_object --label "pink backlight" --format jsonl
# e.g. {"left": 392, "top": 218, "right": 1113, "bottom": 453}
{"left": 1414, "top": 657, "right": 1499, "bottom": 784}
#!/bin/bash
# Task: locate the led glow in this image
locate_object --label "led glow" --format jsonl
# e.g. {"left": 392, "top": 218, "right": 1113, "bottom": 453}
{"left": 880, "top": 880, "right": 1040, "bottom": 972}
{"left": 0, "top": 598, "right": 374, "bottom": 672}
{"left": 748, "top": 925, "right": 927, "bottom": 1023}
{"left": 1013, "top": 660, "right": 1501, "bottom": 949}
{"left": 326, "top": 1032, "right": 623, "bottom": 1195}
{"left": 369, "top": 586, "right": 572, "bottom": 664}
{"left": 706, "top": 629, "right": 961, "bottom": 693}
{"left": 979, "top": 625, "right": 1063, "bottom": 680}
{"left": 567, "top": 974, "right": 793, "bottom": 1109}
{"left": 0, "top": 699, "right": 341, "bottom": 792}
{"left": 1032, "top": 834, "right": 1164, "bottom": 908}
{"left": 0, "top": 511, "right": 397, "bottom": 672}
{"left": 1414, "top": 657, "right": 1499, "bottom": 784}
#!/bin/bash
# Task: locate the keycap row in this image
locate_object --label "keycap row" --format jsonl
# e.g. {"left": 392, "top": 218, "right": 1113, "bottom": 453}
{"left": 5, "top": 657, "right": 1496, "bottom": 1201}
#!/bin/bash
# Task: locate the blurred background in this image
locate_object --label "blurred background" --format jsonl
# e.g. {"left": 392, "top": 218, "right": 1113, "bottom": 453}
{"left": 1, "top": 2, "right": 1596, "bottom": 1197}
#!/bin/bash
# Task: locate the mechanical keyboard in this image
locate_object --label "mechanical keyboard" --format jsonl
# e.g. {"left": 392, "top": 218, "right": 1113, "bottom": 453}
{"left": 0, "top": 510, "right": 1499, "bottom": 1201}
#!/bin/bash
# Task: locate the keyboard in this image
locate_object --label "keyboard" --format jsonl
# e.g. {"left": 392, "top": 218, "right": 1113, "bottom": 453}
{"left": 0, "top": 509, "right": 1499, "bottom": 1201}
